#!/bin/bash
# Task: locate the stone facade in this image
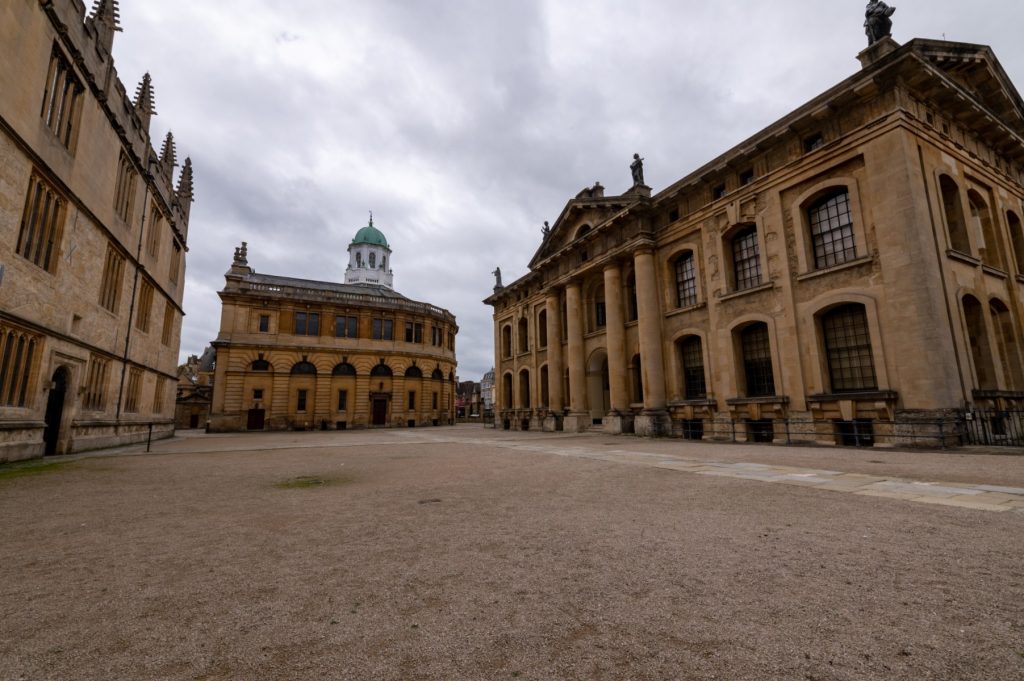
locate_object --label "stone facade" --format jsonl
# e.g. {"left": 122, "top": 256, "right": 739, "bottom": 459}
{"left": 487, "top": 37, "right": 1024, "bottom": 446}
{"left": 209, "top": 235, "right": 458, "bottom": 431}
{"left": 0, "top": 0, "right": 192, "bottom": 461}
{"left": 175, "top": 347, "right": 214, "bottom": 429}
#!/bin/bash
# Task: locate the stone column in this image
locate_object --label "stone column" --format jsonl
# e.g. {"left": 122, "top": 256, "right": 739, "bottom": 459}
{"left": 603, "top": 262, "right": 630, "bottom": 434}
{"left": 633, "top": 247, "right": 670, "bottom": 436}
{"left": 563, "top": 281, "right": 588, "bottom": 433}
{"left": 544, "top": 292, "right": 564, "bottom": 431}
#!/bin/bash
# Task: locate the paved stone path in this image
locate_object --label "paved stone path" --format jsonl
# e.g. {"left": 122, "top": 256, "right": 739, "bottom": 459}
{"left": 397, "top": 431, "right": 1024, "bottom": 515}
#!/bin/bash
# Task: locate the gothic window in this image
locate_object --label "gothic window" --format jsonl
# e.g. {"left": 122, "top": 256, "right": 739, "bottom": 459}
{"left": 98, "top": 243, "right": 125, "bottom": 313}
{"left": 40, "top": 45, "right": 84, "bottom": 149}
{"left": 674, "top": 252, "right": 697, "bottom": 307}
{"left": 740, "top": 323, "right": 775, "bottom": 397}
{"left": 679, "top": 336, "right": 706, "bottom": 399}
{"left": 113, "top": 150, "right": 137, "bottom": 223}
{"left": 124, "top": 368, "right": 142, "bottom": 413}
{"left": 17, "top": 173, "right": 66, "bottom": 273}
{"left": 821, "top": 304, "right": 877, "bottom": 393}
{"left": 731, "top": 226, "right": 762, "bottom": 291}
{"left": 808, "top": 190, "right": 856, "bottom": 269}
{"left": 82, "top": 354, "right": 110, "bottom": 411}
{"left": 0, "top": 325, "right": 39, "bottom": 408}
{"left": 135, "top": 280, "right": 154, "bottom": 332}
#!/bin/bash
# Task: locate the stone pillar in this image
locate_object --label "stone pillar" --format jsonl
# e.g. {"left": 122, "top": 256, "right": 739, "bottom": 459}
{"left": 563, "top": 281, "right": 588, "bottom": 433}
{"left": 544, "top": 292, "right": 564, "bottom": 431}
{"left": 633, "top": 248, "right": 670, "bottom": 436}
{"left": 603, "top": 262, "right": 630, "bottom": 434}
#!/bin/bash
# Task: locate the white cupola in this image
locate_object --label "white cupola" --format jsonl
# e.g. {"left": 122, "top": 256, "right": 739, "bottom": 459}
{"left": 344, "top": 213, "right": 394, "bottom": 289}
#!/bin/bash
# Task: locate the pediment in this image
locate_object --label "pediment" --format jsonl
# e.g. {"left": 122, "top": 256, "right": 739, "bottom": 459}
{"left": 528, "top": 185, "right": 641, "bottom": 268}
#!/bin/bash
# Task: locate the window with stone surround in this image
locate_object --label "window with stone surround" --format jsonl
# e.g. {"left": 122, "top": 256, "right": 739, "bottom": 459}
{"left": 373, "top": 317, "right": 394, "bottom": 340}
{"left": 98, "top": 243, "right": 126, "bottom": 313}
{"left": 808, "top": 190, "right": 856, "bottom": 269}
{"left": 169, "top": 242, "right": 182, "bottom": 284}
{"left": 161, "top": 301, "right": 175, "bottom": 346}
{"left": 136, "top": 279, "right": 155, "bottom": 333}
{"left": 153, "top": 376, "right": 167, "bottom": 414}
{"left": 40, "top": 45, "right": 84, "bottom": 150}
{"left": 673, "top": 252, "right": 698, "bottom": 307}
{"left": 940, "top": 175, "right": 970, "bottom": 254}
{"left": 821, "top": 304, "right": 877, "bottom": 393}
{"left": 294, "top": 311, "right": 320, "bottom": 336}
{"left": 335, "top": 315, "right": 358, "bottom": 338}
{"left": 147, "top": 202, "right": 163, "bottom": 259}
{"left": 679, "top": 336, "right": 706, "bottom": 399}
{"left": 0, "top": 324, "right": 39, "bottom": 408}
{"left": 740, "top": 322, "right": 775, "bottom": 397}
{"left": 125, "top": 367, "right": 143, "bottom": 413}
{"left": 82, "top": 354, "right": 110, "bottom": 412}
{"left": 730, "top": 225, "right": 762, "bottom": 291}
{"left": 113, "top": 151, "right": 138, "bottom": 224}
{"left": 17, "top": 173, "right": 66, "bottom": 273}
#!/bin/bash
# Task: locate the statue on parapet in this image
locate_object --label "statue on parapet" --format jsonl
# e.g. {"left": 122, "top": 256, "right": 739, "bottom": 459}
{"left": 864, "top": 1, "right": 895, "bottom": 46}
{"left": 542, "top": 221, "right": 551, "bottom": 238}
{"left": 630, "top": 153, "right": 645, "bottom": 186}
{"left": 492, "top": 267, "right": 503, "bottom": 290}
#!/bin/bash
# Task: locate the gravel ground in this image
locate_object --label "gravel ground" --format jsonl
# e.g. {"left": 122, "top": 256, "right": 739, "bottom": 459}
{"left": 1, "top": 426, "right": 1022, "bottom": 680}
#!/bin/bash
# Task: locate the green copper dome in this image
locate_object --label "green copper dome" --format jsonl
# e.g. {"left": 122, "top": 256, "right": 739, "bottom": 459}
{"left": 351, "top": 216, "right": 389, "bottom": 248}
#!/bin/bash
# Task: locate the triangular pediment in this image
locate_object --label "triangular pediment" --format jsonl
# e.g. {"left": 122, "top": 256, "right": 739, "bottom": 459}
{"left": 911, "top": 40, "right": 1024, "bottom": 137}
{"left": 528, "top": 185, "right": 643, "bottom": 268}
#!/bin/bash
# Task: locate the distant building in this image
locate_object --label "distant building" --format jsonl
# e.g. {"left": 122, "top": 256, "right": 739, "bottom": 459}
{"left": 455, "top": 379, "right": 481, "bottom": 417}
{"left": 487, "top": 35, "right": 1024, "bottom": 445}
{"left": 0, "top": 0, "right": 193, "bottom": 461}
{"left": 175, "top": 347, "right": 215, "bottom": 429}
{"left": 209, "top": 220, "right": 458, "bottom": 431}
{"left": 481, "top": 369, "right": 495, "bottom": 412}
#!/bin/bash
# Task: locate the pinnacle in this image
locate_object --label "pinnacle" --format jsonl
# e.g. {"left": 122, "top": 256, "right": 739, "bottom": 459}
{"left": 133, "top": 72, "right": 157, "bottom": 115}
{"left": 177, "top": 157, "right": 194, "bottom": 198}
{"left": 160, "top": 131, "right": 178, "bottom": 170}
{"left": 88, "top": 0, "right": 123, "bottom": 31}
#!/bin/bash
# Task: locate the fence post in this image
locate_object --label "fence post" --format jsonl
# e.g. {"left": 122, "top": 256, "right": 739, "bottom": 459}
{"left": 146, "top": 423, "right": 153, "bottom": 453}
{"left": 938, "top": 419, "right": 945, "bottom": 450}
{"left": 731, "top": 419, "right": 736, "bottom": 443}
{"left": 785, "top": 418, "right": 791, "bottom": 445}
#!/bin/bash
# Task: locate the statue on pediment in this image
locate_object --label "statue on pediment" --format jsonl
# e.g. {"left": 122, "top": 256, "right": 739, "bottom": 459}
{"left": 864, "top": 1, "right": 895, "bottom": 46}
{"left": 630, "top": 153, "right": 645, "bottom": 186}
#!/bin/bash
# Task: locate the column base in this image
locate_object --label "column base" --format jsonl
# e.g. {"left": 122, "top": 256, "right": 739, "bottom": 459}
{"left": 634, "top": 409, "right": 670, "bottom": 437}
{"left": 602, "top": 412, "right": 634, "bottom": 435}
{"left": 542, "top": 413, "right": 563, "bottom": 432}
{"left": 562, "top": 413, "right": 591, "bottom": 433}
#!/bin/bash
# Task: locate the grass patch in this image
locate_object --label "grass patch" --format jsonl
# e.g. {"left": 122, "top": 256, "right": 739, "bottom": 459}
{"left": 273, "top": 475, "right": 351, "bottom": 490}
{"left": 0, "top": 459, "right": 74, "bottom": 483}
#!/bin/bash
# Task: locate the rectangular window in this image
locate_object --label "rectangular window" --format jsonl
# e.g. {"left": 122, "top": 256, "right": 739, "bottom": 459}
{"left": 297, "top": 389, "right": 307, "bottom": 412}
{"left": 432, "top": 392, "right": 438, "bottom": 410}
{"left": 680, "top": 337, "right": 707, "bottom": 399}
{"left": 136, "top": 280, "right": 155, "bottom": 332}
{"left": 731, "top": 226, "right": 762, "bottom": 291}
{"left": 253, "top": 388, "right": 264, "bottom": 400}
{"left": 153, "top": 376, "right": 166, "bottom": 414}
{"left": 294, "top": 312, "right": 320, "bottom": 336}
{"left": 740, "top": 169, "right": 755, "bottom": 186}
{"left": 741, "top": 324, "right": 776, "bottom": 397}
{"left": 335, "top": 315, "right": 358, "bottom": 338}
{"left": 258, "top": 314, "right": 270, "bottom": 333}
{"left": 373, "top": 318, "right": 393, "bottom": 340}
{"left": 415, "top": 323, "right": 423, "bottom": 344}
{"left": 17, "top": 173, "right": 66, "bottom": 273}
{"left": 0, "top": 324, "right": 39, "bottom": 408}
{"left": 405, "top": 321, "right": 414, "bottom": 342}
{"left": 40, "top": 45, "right": 84, "bottom": 149}
{"left": 408, "top": 391, "right": 416, "bottom": 410}
{"left": 125, "top": 367, "right": 142, "bottom": 413}
{"left": 674, "top": 253, "right": 698, "bottom": 308}
{"left": 82, "top": 354, "right": 110, "bottom": 411}
{"left": 809, "top": 191, "right": 856, "bottom": 270}
{"left": 98, "top": 243, "right": 126, "bottom": 313}
{"left": 113, "top": 151, "right": 137, "bottom": 223}
{"left": 169, "top": 242, "right": 182, "bottom": 284}
{"left": 804, "top": 133, "right": 825, "bottom": 153}
{"left": 161, "top": 301, "right": 175, "bottom": 346}
{"left": 595, "top": 302, "right": 606, "bottom": 328}
{"left": 713, "top": 184, "right": 726, "bottom": 200}
{"left": 338, "top": 389, "right": 348, "bottom": 411}
{"left": 147, "top": 203, "right": 163, "bottom": 259}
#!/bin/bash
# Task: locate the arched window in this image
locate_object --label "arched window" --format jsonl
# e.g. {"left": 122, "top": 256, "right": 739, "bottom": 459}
{"left": 369, "top": 252, "right": 376, "bottom": 268}
{"left": 332, "top": 362, "right": 356, "bottom": 376}
{"left": 963, "top": 295, "right": 996, "bottom": 390}
{"left": 625, "top": 273, "right": 638, "bottom": 322}
{"left": 517, "top": 317, "right": 529, "bottom": 353}
{"left": 740, "top": 323, "right": 775, "bottom": 397}
{"left": 432, "top": 368, "right": 444, "bottom": 380}
{"left": 630, "top": 354, "right": 643, "bottom": 403}
{"left": 588, "top": 280, "right": 606, "bottom": 331}
{"left": 501, "top": 325, "right": 512, "bottom": 359}
{"left": 356, "top": 252, "right": 363, "bottom": 267}
{"left": 821, "top": 304, "right": 877, "bottom": 393}
{"left": 502, "top": 373, "right": 513, "bottom": 408}
{"left": 540, "top": 365, "right": 549, "bottom": 407}
{"left": 940, "top": 175, "right": 970, "bottom": 253}
{"left": 673, "top": 252, "right": 697, "bottom": 307}
{"left": 1007, "top": 211, "right": 1024, "bottom": 274}
{"left": 678, "top": 336, "right": 706, "bottom": 399}
{"left": 405, "top": 365, "right": 423, "bottom": 378}
{"left": 291, "top": 361, "right": 317, "bottom": 375}
{"left": 538, "top": 310, "right": 548, "bottom": 348}
{"left": 519, "top": 369, "right": 531, "bottom": 408}
{"left": 370, "top": 363, "right": 393, "bottom": 377}
{"left": 251, "top": 359, "right": 270, "bottom": 371}
{"left": 969, "top": 190, "right": 1004, "bottom": 269}
{"left": 808, "top": 190, "right": 856, "bottom": 269}
{"left": 731, "top": 225, "right": 762, "bottom": 291}
{"left": 381, "top": 257, "right": 387, "bottom": 270}
{"left": 990, "top": 299, "right": 1023, "bottom": 390}
{"left": 575, "top": 225, "right": 591, "bottom": 240}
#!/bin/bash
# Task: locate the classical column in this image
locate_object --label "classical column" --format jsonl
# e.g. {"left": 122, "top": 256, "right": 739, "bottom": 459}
{"left": 545, "top": 292, "right": 564, "bottom": 413}
{"left": 564, "top": 281, "right": 588, "bottom": 432}
{"left": 603, "top": 262, "right": 630, "bottom": 433}
{"left": 633, "top": 247, "right": 669, "bottom": 436}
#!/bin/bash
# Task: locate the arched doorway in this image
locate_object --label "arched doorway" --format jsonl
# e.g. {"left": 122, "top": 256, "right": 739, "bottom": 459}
{"left": 586, "top": 349, "right": 610, "bottom": 424}
{"left": 43, "top": 367, "right": 69, "bottom": 456}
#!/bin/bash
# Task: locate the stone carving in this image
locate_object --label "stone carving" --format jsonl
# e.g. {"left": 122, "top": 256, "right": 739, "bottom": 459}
{"left": 542, "top": 221, "right": 551, "bottom": 238}
{"left": 864, "top": 1, "right": 895, "bottom": 46}
{"left": 630, "top": 153, "right": 645, "bottom": 186}
{"left": 492, "top": 267, "right": 503, "bottom": 289}
{"left": 233, "top": 241, "right": 248, "bottom": 266}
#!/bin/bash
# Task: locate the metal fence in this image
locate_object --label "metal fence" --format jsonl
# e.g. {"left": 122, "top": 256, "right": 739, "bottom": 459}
{"left": 670, "top": 417, "right": 960, "bottom": 449}
{"left": 959, "top": 408, "right": 1024, "bottom": 447}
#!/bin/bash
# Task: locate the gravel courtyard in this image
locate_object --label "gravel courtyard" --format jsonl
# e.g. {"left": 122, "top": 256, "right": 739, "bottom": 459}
{"left": 1, "top": 426, "right": 1022, "bottom": 680}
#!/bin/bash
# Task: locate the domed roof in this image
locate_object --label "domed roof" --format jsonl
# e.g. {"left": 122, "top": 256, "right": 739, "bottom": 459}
{"left": 351, "top": 216, "right": 389, "bottom": 248}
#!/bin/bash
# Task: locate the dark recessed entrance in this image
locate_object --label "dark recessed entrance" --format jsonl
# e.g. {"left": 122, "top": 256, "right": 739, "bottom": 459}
{"left": 372, "top": 398, "right": 388, "bottom": 426}
{"left": 247, "top": 408, "right": 266, "bottom": 431}
{"left": 43, "top": 367, "right": 68, "bottom": 456}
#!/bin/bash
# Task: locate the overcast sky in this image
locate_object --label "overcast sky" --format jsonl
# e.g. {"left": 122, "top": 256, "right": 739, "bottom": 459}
{"left": 108, "top": 0, "right": 1024, "bottom": 381}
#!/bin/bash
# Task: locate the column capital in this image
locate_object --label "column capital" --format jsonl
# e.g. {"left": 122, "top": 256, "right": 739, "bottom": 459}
{"left": 602, "top": 260, "right": 624, "bottom": 274}
{"left": 632, "top": 241, "right": 657, "bottom": 258}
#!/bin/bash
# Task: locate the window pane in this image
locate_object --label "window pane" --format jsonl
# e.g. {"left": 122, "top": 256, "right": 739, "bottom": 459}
{"left": 675, "top": 253, "right": 697, "bottom": 307}
{"left": 732, "top": 227, "right": 762, "bottom": 291}
{"left": 741, "top": 324, "right": 775, "bottom": 397}
{"left": 809, "top": 191, "right": 856, "bottom": 269}
{"left": 823, "top": 305, "right": 877, "bottom": 392}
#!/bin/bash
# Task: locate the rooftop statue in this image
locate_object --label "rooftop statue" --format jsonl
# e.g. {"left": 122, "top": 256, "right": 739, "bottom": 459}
{"left": 542, "top": 221, "right": 551, "bottom": 238}
{"left": 492, "top": 267, "right": 503, "bottom": 289}
{"left": 864, "top": 1, "right": 895, "bottom": 46}
{"left": 630, "top": 153, "right": 645, "bottom": 186}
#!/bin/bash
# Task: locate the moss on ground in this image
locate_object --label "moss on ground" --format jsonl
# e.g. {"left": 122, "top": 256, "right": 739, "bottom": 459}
{"left": 0, "top": 459, "right": 74, "bottom": 482}
{"left": 273, "top": 475, "right": 351, "bottom": 489}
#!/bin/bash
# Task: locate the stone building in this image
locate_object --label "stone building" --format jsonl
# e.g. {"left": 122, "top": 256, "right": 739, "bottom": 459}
{"left": 175, "top": 346, "right": 214, "bottom": 430}
{"left": 209, "top": 222, "right": 458, "bottom": 431}
{"left": 0, "top": 0, "right": 193, "bottom": 461}
{"left": 487, "top": 34, "right": 1024, "bottom": 445}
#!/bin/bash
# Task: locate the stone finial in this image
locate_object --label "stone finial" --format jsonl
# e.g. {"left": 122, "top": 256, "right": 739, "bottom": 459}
{"left": 159, "top": 131, "right": 177, "bottom": 177}
{"left": 176, "top": 157, "right": 194, "bottom": 226}
{"left": 133, "top": 73, "right": 157, "bottom": 132}
{"left": 86, "top": 0, "right": 122, "bottom": 55}
{"left": 233, "top": 242, "right": 249, "bottom": 267}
